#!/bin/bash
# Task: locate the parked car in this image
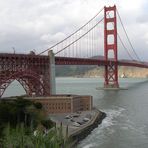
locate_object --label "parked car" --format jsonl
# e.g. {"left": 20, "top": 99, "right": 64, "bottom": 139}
{"left": 70, "top": 119, "right": 75, "bottom": 122}
{"left": 83, "top": 117, "right": 90, "bottom": 122}
{"left": 72, "top": 122, "right": 81, "bottom": 127}
{"left": 72, "top": 114, "right": 80, "bottom": 117}
{"left": 77, "top": 121, "right": 85, "bottom": 125}
{"left": 65, "top": 115, "right": 72, "bottom": 119}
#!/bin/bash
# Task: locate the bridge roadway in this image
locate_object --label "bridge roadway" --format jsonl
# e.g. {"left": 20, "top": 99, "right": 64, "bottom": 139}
{"left": 0, "top": 53, "right": 148, "bottom": 68}
{"left": 56, "top": 57, "right": 148, "bottom": 68}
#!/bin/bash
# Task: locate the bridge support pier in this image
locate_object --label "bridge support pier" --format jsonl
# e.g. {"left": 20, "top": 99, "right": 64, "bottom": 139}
{"left": 48, "top": 50, "right": 56, "bottom": 94}
{"left": 104, "top": 5, "right": 119, "bottom": 88}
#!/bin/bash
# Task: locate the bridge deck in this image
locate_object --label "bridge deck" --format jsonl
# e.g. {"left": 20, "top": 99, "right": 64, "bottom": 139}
{"left": 0, "top": 53, "right": 148, "bottom": 68}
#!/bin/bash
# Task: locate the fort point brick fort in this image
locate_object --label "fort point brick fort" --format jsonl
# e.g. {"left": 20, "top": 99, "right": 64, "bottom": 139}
{"left": 27, "top": 95, "right": 93, "bottom": 114}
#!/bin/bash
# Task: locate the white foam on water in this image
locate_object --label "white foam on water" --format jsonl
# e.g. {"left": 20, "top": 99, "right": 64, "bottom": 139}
{"left": 82, "top": 143, "right": 98, "bottom": 148}
{"left": 98, "top": 107, "right": 126, "bottom": 130}
{"left": 79, "top": 106, "right": 125, "bottom": 148}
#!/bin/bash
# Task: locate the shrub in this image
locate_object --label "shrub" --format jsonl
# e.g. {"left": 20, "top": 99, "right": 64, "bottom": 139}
{"left": 33, "top": 102, "right": 42, "bottom": 109}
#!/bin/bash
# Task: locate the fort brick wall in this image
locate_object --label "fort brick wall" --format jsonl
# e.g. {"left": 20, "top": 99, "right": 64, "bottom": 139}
{"left": 27, "top": 95, "right": 92, "bottom": 114}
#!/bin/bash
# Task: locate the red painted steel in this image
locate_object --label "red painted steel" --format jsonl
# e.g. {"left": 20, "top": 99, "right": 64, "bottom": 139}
{"left": 0, "top": 53, "right": 148, "bottom": 98}
{"left": 0, "top": 6, "right": 148, "bottom": 97}
{"left": 104, "top": 5, "right": 119, "bottom": 88}
{"left": 0, "top": 53, "right": 50, "bottom": 98}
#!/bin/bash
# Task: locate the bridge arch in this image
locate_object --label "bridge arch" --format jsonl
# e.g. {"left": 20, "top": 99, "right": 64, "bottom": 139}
{"left": 0, "top": 70, "right": 50, "bottom": 98}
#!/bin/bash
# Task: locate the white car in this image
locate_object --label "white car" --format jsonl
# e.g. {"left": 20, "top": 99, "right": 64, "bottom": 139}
{"left": 83, "top": 118, "right": 90, "bottom": 122}
{"left": 72, "top": 122, "right": 81, "bottom": 127}
{"left": 65, "top": 115, "right": 72, "bottom": 119}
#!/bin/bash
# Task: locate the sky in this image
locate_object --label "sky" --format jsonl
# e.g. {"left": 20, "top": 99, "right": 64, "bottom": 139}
{"left": 0, "top": 0, "right": 147, "bottom": 61}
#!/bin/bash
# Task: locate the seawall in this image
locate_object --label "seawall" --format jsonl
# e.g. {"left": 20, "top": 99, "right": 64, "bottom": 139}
{"left": 68, "top": 109, "right": 106, "bottom": 146}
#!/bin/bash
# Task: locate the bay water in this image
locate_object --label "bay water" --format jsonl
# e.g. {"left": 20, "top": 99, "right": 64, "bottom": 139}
{"left": 3, "top": 78, "right": 148, "bottom": 148}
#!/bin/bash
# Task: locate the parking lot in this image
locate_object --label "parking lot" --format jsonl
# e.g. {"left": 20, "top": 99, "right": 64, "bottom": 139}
{"left": 48, "top": 110, "right": 97, "bottom": 135}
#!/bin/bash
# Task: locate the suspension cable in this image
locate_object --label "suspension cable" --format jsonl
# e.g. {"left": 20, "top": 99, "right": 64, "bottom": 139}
{"left": 38, "top": 7, "right": 104, "bottom": 55}
{"left": 117, "top": 9, "right": 141, "bottom": 61}
{"left": 117, "top": 33, "right": 134, "bottom": 60}
{"left": 107, "top": 13, "right": 136, "bottom": 60}
{"left": 55, "top": 17, "right": 104, "bottom": 55}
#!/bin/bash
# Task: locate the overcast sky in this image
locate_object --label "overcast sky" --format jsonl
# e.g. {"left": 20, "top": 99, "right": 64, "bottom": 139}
{"left": 0, "top": 0, "right": 147, "bottom": 60}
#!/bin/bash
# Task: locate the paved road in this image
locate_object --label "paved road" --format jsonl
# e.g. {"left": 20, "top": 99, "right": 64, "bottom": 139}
{"left": 48, "top": 110, "right": 97, "bottom": 136}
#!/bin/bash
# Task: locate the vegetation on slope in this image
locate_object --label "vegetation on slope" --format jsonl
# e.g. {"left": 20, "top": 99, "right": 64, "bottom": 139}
{"left": 0, "top": 97, "right": 69, "bottom": 148}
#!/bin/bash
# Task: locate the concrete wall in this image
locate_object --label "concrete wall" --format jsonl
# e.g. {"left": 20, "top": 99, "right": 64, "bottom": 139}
{"left": 48, "top": 50, "right": 56, "bottom": 95}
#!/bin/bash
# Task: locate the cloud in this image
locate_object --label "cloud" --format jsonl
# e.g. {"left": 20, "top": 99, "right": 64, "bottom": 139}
{"left": 0, "top": 0, "right": 147, "bottom": 60}
{"left": 136, "top": 0, "right": 148, "bottom": 23}
{"left": 40, "top": 32, "right": 66, "bottom": 44}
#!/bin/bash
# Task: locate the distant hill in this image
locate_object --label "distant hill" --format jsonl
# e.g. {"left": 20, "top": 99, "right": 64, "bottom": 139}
{"left": 55, "top": 65, "right": 148, "bottom": 78}
{"left": 55, "top": 55, "right": 102, "bottom": 77}
{"left": 55, "top": 56, "right": 148, "bottom": 78}
{"left": 55, "top": 65, "right": 97, "bottom": 77}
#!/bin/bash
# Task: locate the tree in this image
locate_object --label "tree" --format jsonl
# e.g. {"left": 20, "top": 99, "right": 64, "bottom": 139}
{"left": 33, "top": 102, "right": 42, "bottom": 109}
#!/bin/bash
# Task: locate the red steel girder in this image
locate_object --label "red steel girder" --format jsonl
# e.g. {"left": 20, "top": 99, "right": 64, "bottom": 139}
{"left": 0, "top": 53, "right": 50, "bottom": 98}
{"left": 0, "top": 51, "right": 148, "bottom": 98}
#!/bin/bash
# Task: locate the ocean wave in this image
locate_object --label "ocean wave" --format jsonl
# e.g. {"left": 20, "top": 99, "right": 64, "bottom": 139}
{"left": 78, "top": 106, "right": 125, "bottom": 148}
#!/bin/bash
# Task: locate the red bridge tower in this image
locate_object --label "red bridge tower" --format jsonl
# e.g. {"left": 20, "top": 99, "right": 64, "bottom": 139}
{"left": 104, "top": 5, "right": 119, "bottom": 88}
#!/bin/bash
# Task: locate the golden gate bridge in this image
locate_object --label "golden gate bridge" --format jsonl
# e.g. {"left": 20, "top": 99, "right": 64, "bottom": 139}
{"left": 0, "top": 5, "right": 148, "bottom": 98}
